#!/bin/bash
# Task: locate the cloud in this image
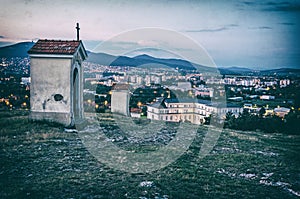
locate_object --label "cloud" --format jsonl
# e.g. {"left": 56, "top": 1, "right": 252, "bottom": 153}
{"left": 238, "top": 1, "right": 300, "bottom": 13}
{"left": 262, "top": 2, "right": 290, "bottom": 6}
{"left": 279, "top": 22, "right": 295, "bottom": 26}
{"left": 185, "top": 24, "right": 238, "bottom": 33}
{"left": 241, "top": 1, "right": 257, "bottom": 6}
{"left": 186, "top": 27, "right": 227, "bottom": 33}
{"left": 0, "top": 35, "right": 5, "bottom": 39}
{"left": 261, "top": 2, "right": 300, "bottom": 12}
{"left": 249, "top": 26, "right": 273, "bottom": 30}
{"left": 257, "top": 26, "right": 273, "bottom": 30}
{"left": 137, "top": 40, "right": 159, "bottom": 47}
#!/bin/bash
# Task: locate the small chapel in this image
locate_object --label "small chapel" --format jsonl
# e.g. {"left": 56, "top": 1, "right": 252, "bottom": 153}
{"left": 28, "top": 23, "right": 88, "bottom": 126}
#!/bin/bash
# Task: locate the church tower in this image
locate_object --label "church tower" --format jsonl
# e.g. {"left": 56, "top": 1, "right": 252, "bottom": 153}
{"left": 28, "top": 24, "right": 87, "bottom": 126}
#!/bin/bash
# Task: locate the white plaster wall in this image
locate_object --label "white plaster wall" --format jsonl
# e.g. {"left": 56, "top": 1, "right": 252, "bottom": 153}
{"left": 111, "top": 90, "right": 130, "bottom": 116}
{"left": 30, "top": 57, "right": 71, "bottom": 113}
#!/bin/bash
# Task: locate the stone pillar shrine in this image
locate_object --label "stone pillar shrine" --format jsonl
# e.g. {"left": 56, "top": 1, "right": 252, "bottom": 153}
{"left": 28, "top": 24, "right": 87, "bottom": 126}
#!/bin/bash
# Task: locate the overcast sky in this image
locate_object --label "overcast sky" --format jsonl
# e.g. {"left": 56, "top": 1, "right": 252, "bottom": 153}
{"left": 0, "top": 0, "right": 299, "bottom": 69}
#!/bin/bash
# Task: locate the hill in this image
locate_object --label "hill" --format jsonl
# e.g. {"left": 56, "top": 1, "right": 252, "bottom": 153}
{"left": 219, "top": 66, "right": 300, "bottom": 76}
{"left": 0, "top": 42, "right": 299, "bottom": 75}
{"left": 133, "top": 54, "right": 197, "bottom": 70}
{"left": 0, "top": 42, "right": 214, "bottom": 71}
{"left": 0, "top": 111, "right": 299, "bottom": 198}
{"left": 219, "top": 66, "right": 260, "bottom": 75}
{"left": 260, "top": 68, "right": 300, "bottom": 75}
{"left": 87, "top": 52, "right": 218, "bottom": 72}
{"left": 0, "top": 42, "right": 34, "bottom": 58}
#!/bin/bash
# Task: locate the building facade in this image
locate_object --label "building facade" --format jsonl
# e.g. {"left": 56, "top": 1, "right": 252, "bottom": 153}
{"left": 147, "top": 98, "right": 243, "bottom": 125}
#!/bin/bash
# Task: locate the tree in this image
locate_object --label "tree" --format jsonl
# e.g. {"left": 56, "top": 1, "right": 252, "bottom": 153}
{"left": 224, "top": 112, "right": 236, "bottom": 129}
{"left": 283, "top": 110, "right": 300, "bottom": 135}
{"left": 294, "top": 92, "right": 300, "bottom": 109}
{"left": 259, "top": 107, "right": 266, "bottom": 117}
{"left": 261, "top": 115, "right": 283, "bottom": 133}
{"left": 204, "top": 113, "right": 223, "bottom": 127}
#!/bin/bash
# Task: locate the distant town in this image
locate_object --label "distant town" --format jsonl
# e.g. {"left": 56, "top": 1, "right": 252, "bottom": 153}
{"left": 0, "top": 43, "right": 300, "bottom": 134}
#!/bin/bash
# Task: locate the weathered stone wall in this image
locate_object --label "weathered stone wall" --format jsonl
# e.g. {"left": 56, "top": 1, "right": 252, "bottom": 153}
{"left": 30, "top": 111, "right": 71, "bottom": 126}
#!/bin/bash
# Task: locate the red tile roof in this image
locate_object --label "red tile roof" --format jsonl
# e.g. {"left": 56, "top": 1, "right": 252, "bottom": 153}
{"left": 28, "top": 39, "right": 84, "bottom": 55}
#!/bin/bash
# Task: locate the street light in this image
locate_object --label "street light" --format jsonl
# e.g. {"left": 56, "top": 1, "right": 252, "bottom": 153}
{"left": 137, "top": 102, "right": 142, "bottom": 107}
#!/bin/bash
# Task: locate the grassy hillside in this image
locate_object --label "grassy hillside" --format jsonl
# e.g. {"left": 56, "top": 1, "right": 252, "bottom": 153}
{"left": 0, "top": 111, "right": 299, "bottom": 198}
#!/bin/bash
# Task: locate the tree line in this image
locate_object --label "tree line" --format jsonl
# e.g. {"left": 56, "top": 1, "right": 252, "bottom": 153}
{"left": 222, "top": 109, "right": 299, "bottom": 135}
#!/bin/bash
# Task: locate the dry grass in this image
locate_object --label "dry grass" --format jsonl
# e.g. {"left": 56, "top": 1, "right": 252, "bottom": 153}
{"left": 0, "top": 111, "right": 299, "bottom": 198}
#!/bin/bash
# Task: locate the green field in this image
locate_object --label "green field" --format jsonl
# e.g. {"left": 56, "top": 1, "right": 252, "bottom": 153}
{"left": 0, "top": 111, "right": 299, "bottom": 198}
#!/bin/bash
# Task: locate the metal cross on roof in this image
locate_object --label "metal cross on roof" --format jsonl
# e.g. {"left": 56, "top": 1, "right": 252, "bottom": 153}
{"left": 76, "top": 23, "right": 80, "bottom": 41}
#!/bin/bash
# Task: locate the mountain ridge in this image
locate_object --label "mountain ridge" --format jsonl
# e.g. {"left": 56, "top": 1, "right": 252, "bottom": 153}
{"left": 0, "top": 42, "right": 299, "bottom": 75}
{"left": 0, "top": 42, "right": 34, "bottom": 58}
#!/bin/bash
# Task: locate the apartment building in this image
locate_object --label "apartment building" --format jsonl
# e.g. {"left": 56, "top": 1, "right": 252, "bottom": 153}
{"left": 147, "top": 98, "right": 243, "bottom": 125}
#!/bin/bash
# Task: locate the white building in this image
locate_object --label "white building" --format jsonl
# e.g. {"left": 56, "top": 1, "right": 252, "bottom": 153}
{"left": 21, "top": 77, "right": 31, "bottom": 85}
{"left": 279, "top": 79, "right": 290, "bottom": 88}
{"left": 28, "top": 39, "right": 87, "bottom": 126}
{"left": 274, "top": 107, "right": 290, "bottom": 118}
{"left": 194, "top": 86, "right": 214, "bottom": 98}
{"left": 129, "top": 75, "right": 137, "bottom": 83}
{"left": 147, "top": 98, "right": 243, "bottom": 125}
{"left": 151, "top": 75, "right": 162, "bottom": 84}
{"left": 260, "top": 95, "right": 275, "bottom": 100}
{"left": 145, "top": 75, "right": 151, "bottom": 85}
{"left": 136, "top": 76, "right": 144, "bottom": 85}
{"left": 177, "top": 81, "right": 191, "bottom": 91}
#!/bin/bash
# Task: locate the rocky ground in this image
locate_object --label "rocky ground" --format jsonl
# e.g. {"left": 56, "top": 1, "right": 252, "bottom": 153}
{"left": 0, "top": 111, "right": 299, "bottom": 198}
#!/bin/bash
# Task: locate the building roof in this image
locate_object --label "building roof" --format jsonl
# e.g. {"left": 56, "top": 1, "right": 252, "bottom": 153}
{"left": 112, "top": 83, "right": 130, "bottom": 91}
{"left": 149, "top": 98, "right": 241, "bottom": 109}
{"left": 274, "top": 107, "right": 290, "bottom": 112}
{"left": 148, "top": 98, "right": 167, "bottom": 109}
{"left": 28, "top": 39, "right": 87, "bottom": 58}
{"left": 165, "top": 98, "right": 197, "bottom": 104}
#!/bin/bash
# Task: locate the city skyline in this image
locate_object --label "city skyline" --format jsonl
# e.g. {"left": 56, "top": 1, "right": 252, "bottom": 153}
{"left": 0, "top": 0, "right": 299, "bottom": 69}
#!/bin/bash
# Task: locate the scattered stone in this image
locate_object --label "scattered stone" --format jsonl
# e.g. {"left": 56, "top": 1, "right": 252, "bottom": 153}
{"left": 239, "top": 173, "right": 256, "bottom": 179}
{"left": 139, "top": 181, "right": 154, "bottom": 187}
{"left": 64, "top": 128, "right": 78, "bottom": 133}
